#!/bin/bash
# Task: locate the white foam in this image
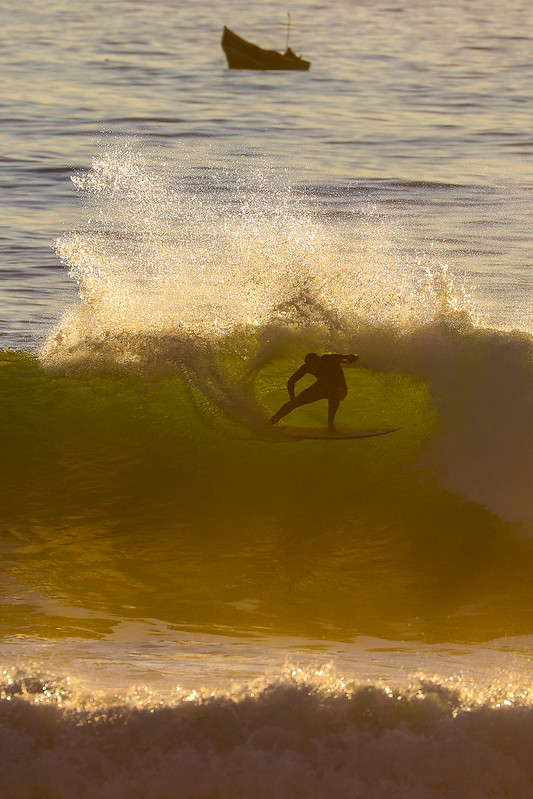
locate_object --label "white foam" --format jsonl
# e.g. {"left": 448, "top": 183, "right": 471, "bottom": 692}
{"left": 1, "top": 650, "right": 533, "bottom": 799}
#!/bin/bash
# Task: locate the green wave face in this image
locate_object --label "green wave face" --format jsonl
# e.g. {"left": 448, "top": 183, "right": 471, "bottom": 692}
{"left": 2, "top": 344, "right": 532, "bottom": 646}
{"left": 1, "top": 346, "right": 432, "bottom": 521}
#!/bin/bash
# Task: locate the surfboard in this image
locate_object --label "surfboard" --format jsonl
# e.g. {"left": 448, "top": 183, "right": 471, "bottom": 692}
{"left": 278, "top": 426, "right": 402, "bottom": 440}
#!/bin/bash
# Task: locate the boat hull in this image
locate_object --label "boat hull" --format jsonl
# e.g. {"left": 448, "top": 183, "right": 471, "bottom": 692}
{"left": 221, "top": 27, "right": 311, "bottom": 71}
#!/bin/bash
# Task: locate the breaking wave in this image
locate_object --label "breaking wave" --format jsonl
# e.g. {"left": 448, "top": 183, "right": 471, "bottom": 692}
{"left": 1, "top": 665, "right": 533, "bottom": 799}
{"left": 1, "top": 141, "right": 533, "bottom": 643}
{"left": 30, "top": 143, "right": 530, "bottom": 527}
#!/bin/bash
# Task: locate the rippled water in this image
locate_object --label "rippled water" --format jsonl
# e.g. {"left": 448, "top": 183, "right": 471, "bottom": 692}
{"left": 2, "top": 0, "right": 532, "bottom": 349}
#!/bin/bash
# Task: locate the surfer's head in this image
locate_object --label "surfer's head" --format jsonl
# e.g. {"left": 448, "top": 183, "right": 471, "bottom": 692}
{"left": 305, "top": 352, "right": 320, "bottom": 366}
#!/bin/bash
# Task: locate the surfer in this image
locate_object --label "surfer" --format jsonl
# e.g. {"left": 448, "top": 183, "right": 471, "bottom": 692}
{"left": 268, "top": 352, "right": 359, "bottom": 433}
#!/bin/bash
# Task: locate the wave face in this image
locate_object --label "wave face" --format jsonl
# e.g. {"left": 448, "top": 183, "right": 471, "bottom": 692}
{"left": 41, "top": 144, "right": 533, "bottom": 525}
{"left": 1, "top": 666, "right": 533, "bottom": 799}
{"left": 2, "top": 144, "right": 533, "bottom": 644}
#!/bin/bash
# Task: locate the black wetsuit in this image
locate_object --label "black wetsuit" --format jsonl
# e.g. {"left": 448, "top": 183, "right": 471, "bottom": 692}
{"left": 290, "top": 354, "right": 348, "bottom": 403}
{"left": 269, "top": 352, "right": 356, "bottom": 430}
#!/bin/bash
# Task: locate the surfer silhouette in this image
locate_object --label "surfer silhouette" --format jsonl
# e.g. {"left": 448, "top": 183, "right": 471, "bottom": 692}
{"left": 268, "top": 352, "right": 359, "bottom": 433}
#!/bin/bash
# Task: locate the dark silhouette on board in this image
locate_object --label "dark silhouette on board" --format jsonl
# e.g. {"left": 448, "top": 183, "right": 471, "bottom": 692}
{"left": 269, "top": 352, "right": 359, "bottom": 434}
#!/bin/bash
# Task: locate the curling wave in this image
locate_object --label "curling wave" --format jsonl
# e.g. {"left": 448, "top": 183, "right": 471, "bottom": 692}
{"left": 34, "top": 143, "right": 531, "bottom": 527}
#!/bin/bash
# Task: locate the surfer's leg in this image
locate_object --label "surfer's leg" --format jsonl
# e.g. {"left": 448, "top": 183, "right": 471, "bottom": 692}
{"left": 293, "top": 383, "right": 327, "bottom": 409}
{"left": 327, "top": 387, "right": 347, "bottom": 433}
{"left": 268, "top": 398, "right": 297, "bottom": 424}
{"left": 327, "top": 398, "right": 340, "bottom": 433}
{"left": 269, "top": 383, "right": 325, "bottom": 425}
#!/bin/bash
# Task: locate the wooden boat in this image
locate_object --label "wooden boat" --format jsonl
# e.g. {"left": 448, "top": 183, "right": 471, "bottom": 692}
{"left": 221, "top": 26, "right": 311, "bottom": 71}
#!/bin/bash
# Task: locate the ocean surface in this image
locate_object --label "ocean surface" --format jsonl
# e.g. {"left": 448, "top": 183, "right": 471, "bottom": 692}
{"left": 1, "top": 0, "right": 533, "bottom": 795}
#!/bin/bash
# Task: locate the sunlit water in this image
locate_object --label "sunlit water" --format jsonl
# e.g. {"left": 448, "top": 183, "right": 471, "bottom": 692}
{"left": 1, "top": 0, "right": 533, "bottom": 796}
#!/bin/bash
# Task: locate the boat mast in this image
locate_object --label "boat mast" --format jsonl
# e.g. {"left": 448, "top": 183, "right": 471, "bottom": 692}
{"left": 286, "top": 12, "right": 291, "bottom": 51}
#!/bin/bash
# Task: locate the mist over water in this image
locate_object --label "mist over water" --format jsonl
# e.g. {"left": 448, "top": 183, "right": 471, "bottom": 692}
{"left": 47, "top": 142, "right": 472, "bottom": 340}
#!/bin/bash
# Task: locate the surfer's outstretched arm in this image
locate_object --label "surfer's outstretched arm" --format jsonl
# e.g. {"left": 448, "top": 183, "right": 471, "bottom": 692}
{"left": 334, "top": 353, "right": 358, "bottom": 364}
{"left": 268, "top": 365, "right": 310, "bottom": 426}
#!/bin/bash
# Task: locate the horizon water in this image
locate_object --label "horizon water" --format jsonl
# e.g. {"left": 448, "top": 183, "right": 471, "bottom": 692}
{"left": 1, "top": 0, "right": 533, "bottom": 796}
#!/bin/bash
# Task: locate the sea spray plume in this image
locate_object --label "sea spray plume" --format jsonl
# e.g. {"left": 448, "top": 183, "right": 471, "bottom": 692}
{"left": 60, "top": 145, "right": 327, "bottom": 337}
{"left": 49, "top": 142, "right": 469, "bottom": 347}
